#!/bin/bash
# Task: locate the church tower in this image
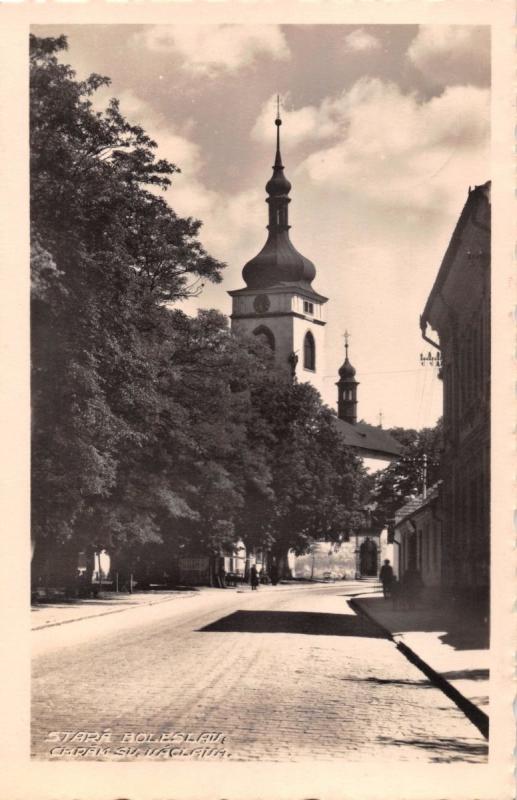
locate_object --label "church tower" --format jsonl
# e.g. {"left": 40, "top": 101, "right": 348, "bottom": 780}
{"left": 336, "top": 333, "right": 359, "bottom": 424}
{"left": 229, "top": 106, "right": 328, "bottom": 396}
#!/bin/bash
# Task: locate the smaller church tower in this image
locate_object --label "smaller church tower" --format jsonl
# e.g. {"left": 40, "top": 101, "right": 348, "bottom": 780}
{"left": 336, "top": 332, "right": 359, "bottom": 424}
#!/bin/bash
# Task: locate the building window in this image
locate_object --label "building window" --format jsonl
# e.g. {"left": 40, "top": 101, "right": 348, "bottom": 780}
{"left": 303, "top": 331, "right": 316, "bottom": 371}
{"left": 253, "top": 325, "right": 275, "bottom": 351}
{"left": 303, "top": 301, "right": 314, "bottom": 315}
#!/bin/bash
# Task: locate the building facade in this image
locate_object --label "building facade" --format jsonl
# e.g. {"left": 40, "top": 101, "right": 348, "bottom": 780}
{"left": 420, "top": 182, "right": 490, "bottom": 605}
{"left": 392, "top": 484, "right": 443, "bottom": 587}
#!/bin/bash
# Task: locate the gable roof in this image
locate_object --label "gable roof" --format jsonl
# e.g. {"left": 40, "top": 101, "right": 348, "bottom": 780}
{"left": 394, "top": 483, "right": 440, "bottom": 526}
{"left": 332, "top": 417, "right": 402, "bottom": 459}
{"left": 420, "top": 181, "right": 490, "bottom": 330}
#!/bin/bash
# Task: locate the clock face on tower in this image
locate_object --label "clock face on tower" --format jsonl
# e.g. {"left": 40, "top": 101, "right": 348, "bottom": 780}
{"left": 253, "top": 294, "right": 271, "bottom": 314}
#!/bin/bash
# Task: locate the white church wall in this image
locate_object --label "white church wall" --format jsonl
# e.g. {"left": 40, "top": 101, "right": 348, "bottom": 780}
{"left": 290, "top": 541, "right": 357, "bottom": 580}
{"left": 291, "top": 294, "right": 324, "bottom": 322}
{"left": 292, "top": 315, "right": 326, "bottom": 398}
{"left": 231, "top": 290, "right": 327, "bottom": 395}
{"left": 363, "top": 455, "right": 393, "bottom": 474}
{"left": 290, "top": 532, "right": 392, "bottom": 581}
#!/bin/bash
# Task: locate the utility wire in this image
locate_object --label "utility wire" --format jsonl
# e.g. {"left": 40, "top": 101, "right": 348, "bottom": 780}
{"left": 323, "top": 368, "right": 428, "bottom": 378}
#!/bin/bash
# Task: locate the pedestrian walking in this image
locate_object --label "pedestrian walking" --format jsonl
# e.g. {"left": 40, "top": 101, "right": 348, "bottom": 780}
{"left": 270, "top": 563, "right": 279, "bottom": 586}
{"left": 250, "top": 564, "right": 259, "bottom": 590}
{"left": 379, "top": 559, "right": 394, "bottom": 599}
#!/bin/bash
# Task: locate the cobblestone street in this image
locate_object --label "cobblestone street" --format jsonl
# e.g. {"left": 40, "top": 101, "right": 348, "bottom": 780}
{"left": 32, "top": 582, "right": 487, "bottom": 763}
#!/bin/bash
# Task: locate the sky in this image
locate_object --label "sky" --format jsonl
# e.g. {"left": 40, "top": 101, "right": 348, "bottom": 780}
{"left": 35, "top": 24, "right": 491, "bottom": 430}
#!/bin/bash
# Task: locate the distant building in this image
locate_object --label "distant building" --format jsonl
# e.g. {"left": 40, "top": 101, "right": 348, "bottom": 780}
{"left": 392, "top": 484, "right": 442, "bottom": 586}
{"left": 420, "top": 182, "right": 490, "bottom": 606}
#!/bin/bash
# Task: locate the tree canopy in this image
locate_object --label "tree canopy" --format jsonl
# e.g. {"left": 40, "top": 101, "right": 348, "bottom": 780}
{"left": 31, "top": 34, "right": 223, "bottom": 569}
{"left": 366, "top": 421, "right": 443, "bottom": 531}
{"left": 31, "top": 34, "right": 367, "bottom": 584}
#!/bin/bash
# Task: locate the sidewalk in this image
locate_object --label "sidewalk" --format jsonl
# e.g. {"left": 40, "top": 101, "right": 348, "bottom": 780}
{"left": 31, "top": 589, "right": 198, "bottom": 630}
{"left": 350, "top": 586, "right": 489, "bottom": 738}
{"left": 30, "top": 582, "right": 297, "bottom": 630}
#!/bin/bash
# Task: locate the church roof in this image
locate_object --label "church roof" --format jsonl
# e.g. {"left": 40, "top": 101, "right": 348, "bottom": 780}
{"left": 242, "top": 231, "right": 317, "bottom": 290}
{"left": 332, "top": 417, "right": 402, "bottom": 459}
{"left": 338, "top": 355, "right": 357, "bottom": 380}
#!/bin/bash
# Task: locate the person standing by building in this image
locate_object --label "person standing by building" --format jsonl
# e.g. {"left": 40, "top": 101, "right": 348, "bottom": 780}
{"left": 250, "top": 564, "right": 259, "bottom": 590}
{"left": 379, "top": 559, "right": 394, "bottom": 599}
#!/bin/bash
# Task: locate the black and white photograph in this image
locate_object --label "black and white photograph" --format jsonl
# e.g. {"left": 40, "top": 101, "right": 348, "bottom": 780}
{"left": 0, "top": 6, "right": 514, "bottom": 800}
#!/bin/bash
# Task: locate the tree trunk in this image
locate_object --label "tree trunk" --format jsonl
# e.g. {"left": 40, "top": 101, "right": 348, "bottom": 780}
{"left": 274, "top": 547, "right": 292, "bottom": 580}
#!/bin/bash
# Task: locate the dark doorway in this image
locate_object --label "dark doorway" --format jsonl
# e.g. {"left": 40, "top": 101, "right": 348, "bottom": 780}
{"left": 407, "top": 533, "right": 417, "bottom": 570}
{"left": 360, "top": 538, "right": 378, "bottom": 576}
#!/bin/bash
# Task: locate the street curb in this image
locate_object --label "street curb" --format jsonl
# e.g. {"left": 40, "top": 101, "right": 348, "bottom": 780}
{"left": 349, "top": 597, "right": 489, "bottom": 741}
{"left": 31, "top": 592, "right": 196, "bottom": 631}
{"left": 31, "top": 582, "right": 311, "bottom": 630}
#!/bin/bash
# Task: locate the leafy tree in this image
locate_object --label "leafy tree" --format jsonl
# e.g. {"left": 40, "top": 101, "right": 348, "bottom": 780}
{"left": 30, "top": 34, "right": 224, "bottom": 579}
{"left": 30, "top": 34, "right": 368, "bottom": 589}
{"left": 368, "top": 420, "right": 443, "bottom": 531}
{"left": 236, "top": 380, "right": 367, "bottom": 576}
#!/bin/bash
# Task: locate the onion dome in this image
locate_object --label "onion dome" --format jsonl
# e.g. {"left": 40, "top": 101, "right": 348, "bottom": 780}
{"left": 242, "top": 108, "right": 317, "bottom": 291}
{"left": 339, "top": 357, "right": 356, "bottom": 379}
{"left": 338, "top": 333, "right": 357, "bottom": 379}
{"left": 242, "top": 233, "right": 317, "bottom": 289}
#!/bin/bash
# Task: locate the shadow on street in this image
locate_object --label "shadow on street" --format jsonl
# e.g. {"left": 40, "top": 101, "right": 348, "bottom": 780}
{"left": 199, "top": 610, "right": 388, "bottom": 637}
{"left": 440, "top": 668, "right": 489, "bottom": 681}
{"left": 341, "top": 676, "right": 434, "bottom": 688}
{"left": 355, "top": 597, "right": 489, "bottom": 650}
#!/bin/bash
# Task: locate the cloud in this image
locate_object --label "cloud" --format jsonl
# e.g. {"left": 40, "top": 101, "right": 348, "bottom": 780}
{"left": 251, "top": 93, "right": 339, "bottom": 146}
{"left": 295, "top": 78, "right": 489, "bottom": 215}
{"left": 136, "top": 25, "right": 290, "bottom": 76}
{"left": 112, "top": 90, "right": 266, "bottom": 296}
{"left": 407, "top": 26, "right": 490, "bottom": 87}
{"left": 343, "top": 29, "right": 381, "bottom": 53}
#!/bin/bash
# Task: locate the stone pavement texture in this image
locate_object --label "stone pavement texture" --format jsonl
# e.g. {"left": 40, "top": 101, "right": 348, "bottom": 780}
{"left": 32, "top": 582, "right": 487, "bottom": 764}
{"left": 351, "top": 589, "right": 489, "bottom": 717}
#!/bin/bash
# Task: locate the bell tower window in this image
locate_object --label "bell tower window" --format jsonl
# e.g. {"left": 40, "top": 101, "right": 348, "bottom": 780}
{"left": 253, "top": 325, "right": 275, "bottom": 351}
{"left": 303, "top": 331, "right": 316, "bottom": 371}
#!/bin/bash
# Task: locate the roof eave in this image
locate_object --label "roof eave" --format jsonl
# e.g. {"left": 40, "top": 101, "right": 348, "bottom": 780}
{"left": 420, "top": 182, "right": 490, "bottom": 330}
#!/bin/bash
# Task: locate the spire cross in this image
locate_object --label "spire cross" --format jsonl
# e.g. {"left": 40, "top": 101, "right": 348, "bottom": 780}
{"left": 276, "top": 94, "right": 281, "bottom": 120}
{"left": 344, "top": 330, "right": 350, "bottom": 358}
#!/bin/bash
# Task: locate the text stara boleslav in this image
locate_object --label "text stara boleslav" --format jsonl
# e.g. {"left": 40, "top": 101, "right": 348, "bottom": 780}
{"left": 45, "top": 730, "right": 229, "bottom": 758}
